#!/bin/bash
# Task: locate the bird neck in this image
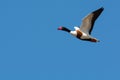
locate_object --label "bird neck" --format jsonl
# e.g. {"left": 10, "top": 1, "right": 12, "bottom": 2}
{"left": 62, "top": 27, "right": 71, "bottom": 33}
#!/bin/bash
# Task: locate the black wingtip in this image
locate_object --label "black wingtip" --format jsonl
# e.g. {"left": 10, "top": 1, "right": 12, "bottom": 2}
{"left": 93, "top": 7, "right": 104, "bottom": 14}
{"left": 89, "top": 7, "right": 104, "bottom": 34}
{"left": 99, "top": 7, "right": 104, "bottom": 11}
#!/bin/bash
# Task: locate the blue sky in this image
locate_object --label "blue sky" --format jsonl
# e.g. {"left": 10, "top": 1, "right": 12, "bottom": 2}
{"left": 0, "top": 0, "right": 120, "bottom": 80}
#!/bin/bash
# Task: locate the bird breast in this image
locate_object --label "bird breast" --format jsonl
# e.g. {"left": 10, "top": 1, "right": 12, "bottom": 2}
{"left": 70, "top": 30, "right": 90, "bottom": 39}
{"left": 76, "top": 30, "right": 83, "bottom": 38}
{"left": 70, "top": 31, "right": 77, "bottom": 36}
{"left": 70, "top": 30, "right": 83, "bottom": 38}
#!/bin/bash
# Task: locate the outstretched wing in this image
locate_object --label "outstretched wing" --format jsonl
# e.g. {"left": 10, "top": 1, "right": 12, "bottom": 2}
{"left": 80, "top": 7, "right": 104, "bottom": 34}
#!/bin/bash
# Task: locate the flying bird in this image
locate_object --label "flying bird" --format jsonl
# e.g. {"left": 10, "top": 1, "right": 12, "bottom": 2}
{"left": 58, "top": 7, "right": 104, "bottom": 42}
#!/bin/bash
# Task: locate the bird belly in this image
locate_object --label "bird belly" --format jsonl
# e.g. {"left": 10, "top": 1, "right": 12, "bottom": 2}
{"left": 70, "top": 30, "right": 90, "bottom": 40}
{"left": 80, "top": 33, "right": 90, "bottom": 39}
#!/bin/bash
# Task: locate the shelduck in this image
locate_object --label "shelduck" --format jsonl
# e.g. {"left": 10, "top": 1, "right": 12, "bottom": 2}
{"left": 58, "top": 7, "right": 104, "bottom": 42}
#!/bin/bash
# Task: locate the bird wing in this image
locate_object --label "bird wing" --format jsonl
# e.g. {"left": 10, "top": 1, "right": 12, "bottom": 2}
{"left": 80, "top": 7, "right": 104, "bottom": 34}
